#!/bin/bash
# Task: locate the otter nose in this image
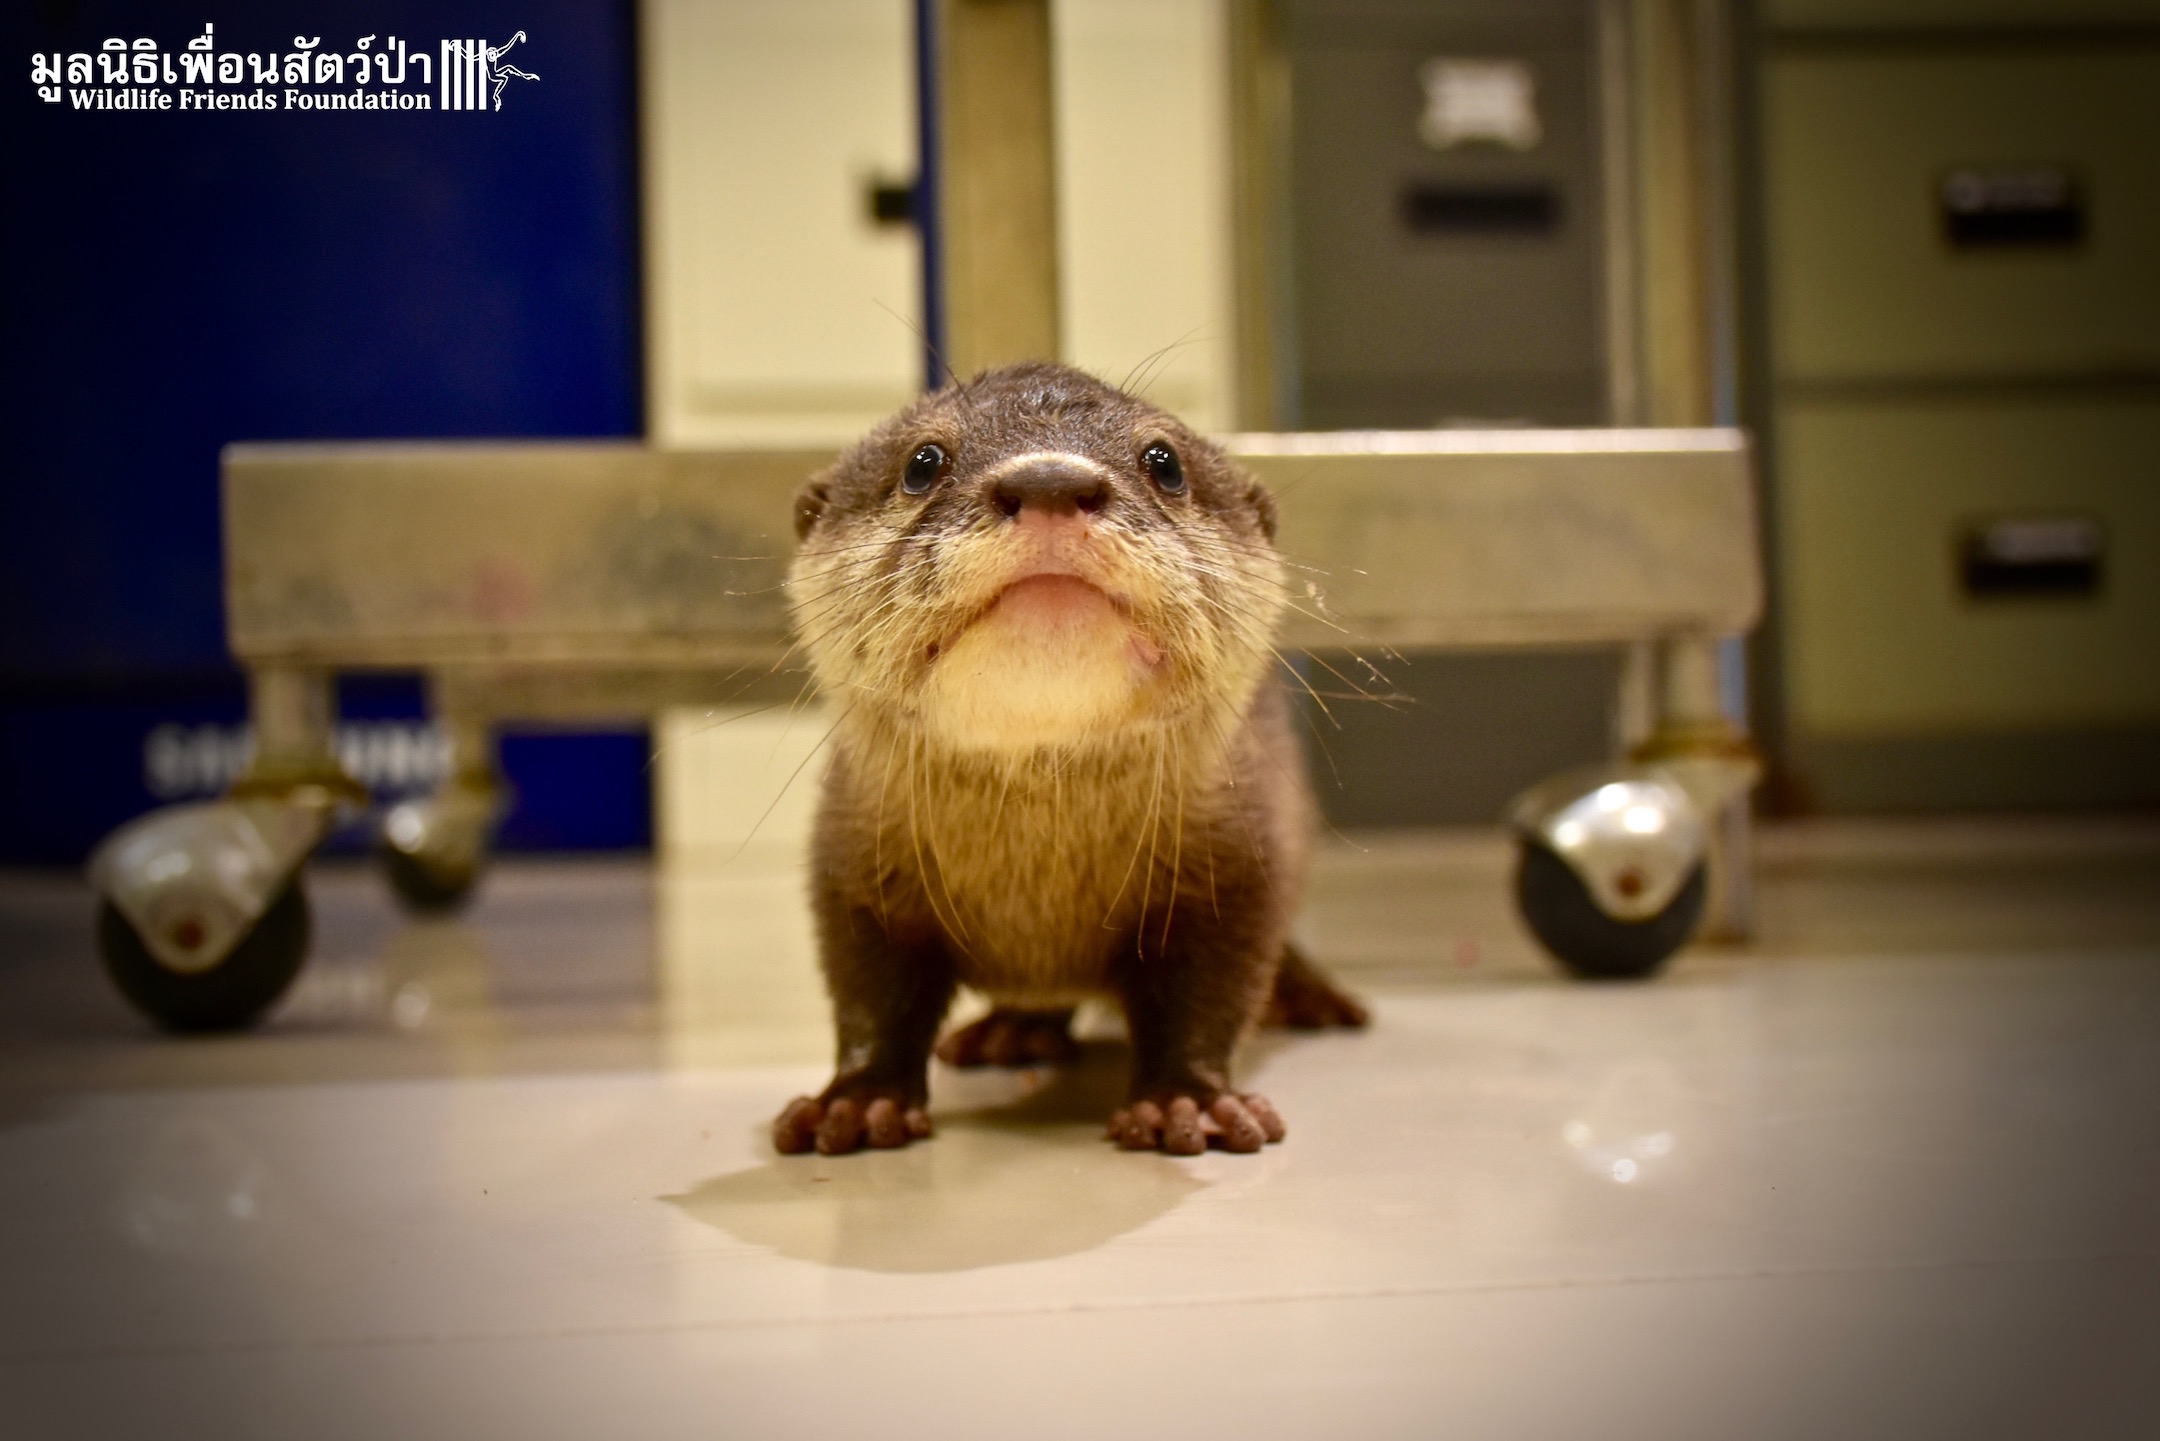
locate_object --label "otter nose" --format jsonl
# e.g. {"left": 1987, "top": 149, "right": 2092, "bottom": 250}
{"left": 988, "top": 456, "right": 1110, "bottom": 519}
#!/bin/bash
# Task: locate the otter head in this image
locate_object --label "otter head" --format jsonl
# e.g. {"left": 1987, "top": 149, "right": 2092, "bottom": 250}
{"left": 787, "top": 362, "right": 1285, "bottom": 756}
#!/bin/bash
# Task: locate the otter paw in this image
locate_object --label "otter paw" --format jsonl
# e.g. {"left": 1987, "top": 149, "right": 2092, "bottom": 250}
{"left": 1106, "top": 1092, "right": 1286, "bottom": 1156}
{"left": 935, "top": 1008, "right": 1079, "bottom": 1068}
{"left": 772, "top": 1088, "right": 933, "bottom": 1156}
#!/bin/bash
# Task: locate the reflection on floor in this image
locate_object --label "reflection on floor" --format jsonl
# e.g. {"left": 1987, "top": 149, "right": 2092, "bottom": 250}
{"left": 0, "top": 818, "right": 2156, "bottom": 1439}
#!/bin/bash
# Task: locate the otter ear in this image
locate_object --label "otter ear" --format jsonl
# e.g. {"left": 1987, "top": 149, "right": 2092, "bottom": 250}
{"left": 1248, "top": 481, "right": 1278, "bottom": 541}
{"left": 793, "top": 479, "right": 831, "bottom": 540}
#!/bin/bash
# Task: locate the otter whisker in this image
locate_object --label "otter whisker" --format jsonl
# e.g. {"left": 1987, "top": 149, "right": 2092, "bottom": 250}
{"left": 1298, "top": 647, "right": 1406, "bottom": 708}
{"left": 651, "top": 697, "right": 805, "bottom": 761}
{"left": 1159, "top": 728, "right": 1187, "bottom": 954}
{"left": 723, "top": 700, "right": 854, "bottom": 865}
{"left": 872, "top": 713, "right": 905, "bottom": 924}
{"left": 1140, "top": 733, "right": 1167, "bottom": 949}
{"left": 1101, "top": 733, "right": 1162, "bottom": 934}
{"left": 907, "top": 726, "right": 973, "bottom": 949}
{"left": 1272, "top": 649, "right": 1343, "bottom": 730}
{"left": 1119, "top": 327, "right": 1207, "bottom": 398}
{"left": 871, "top": 296, "right": 965, "bottom": 395}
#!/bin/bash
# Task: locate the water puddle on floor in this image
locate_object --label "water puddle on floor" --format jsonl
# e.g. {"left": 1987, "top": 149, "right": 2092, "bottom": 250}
{"left": 665, "top": 1045, "right": 1207, "bottom": 1272}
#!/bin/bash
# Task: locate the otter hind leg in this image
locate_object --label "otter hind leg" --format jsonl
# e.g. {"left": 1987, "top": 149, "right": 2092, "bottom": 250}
{"left": 935, "top": 1007, "right": 1080, "bottom": 1068}
{"left": 1264, "top": 942, "right": 1370, "bottom": 1030}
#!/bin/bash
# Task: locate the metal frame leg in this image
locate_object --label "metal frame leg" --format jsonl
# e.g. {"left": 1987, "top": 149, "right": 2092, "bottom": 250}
{"left": 430, "top": 670, "right": 503, "bottom": 805}
{"left": 229, "top": 665, "right": 365, "bottom": 806}
{"left": 1632, "top": 634, "right": 1760, "bottom": 942}
{"left": 378, "top": 670, "right": 507, "bottom": 907}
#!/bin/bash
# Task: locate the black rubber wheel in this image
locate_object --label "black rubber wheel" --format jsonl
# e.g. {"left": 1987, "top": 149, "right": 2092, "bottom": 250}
{"left": 379, "top": 845, "right": 479, "bottom": 913}
{"left": 98, "top": 880, "right": 311, "bottom": 1032}
{"left": 1515, "top": 840, "right": 1706, "bottom": 981}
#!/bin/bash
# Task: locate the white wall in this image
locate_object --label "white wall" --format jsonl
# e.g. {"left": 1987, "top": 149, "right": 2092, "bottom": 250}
{"left": 643, "top": 0, "right": 924, "bottom": 448}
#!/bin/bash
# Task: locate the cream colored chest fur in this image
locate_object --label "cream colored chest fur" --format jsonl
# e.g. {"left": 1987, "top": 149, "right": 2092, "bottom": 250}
{"left": 877, "top": 740, "right": 1200, "bottom": 1004}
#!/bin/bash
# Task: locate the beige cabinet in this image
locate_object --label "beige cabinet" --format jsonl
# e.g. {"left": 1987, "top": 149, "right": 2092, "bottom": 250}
{"left": 1767, "top": 49, "right": 2160, "bottom": 386}
{"left": 1762, "top": 24, "right": 2160, "bottom": 798}
{"left": 1780, "top": 396, "right": 2160, "bottom": 735}
{"left": 642, "top": 0, "right": 922, "bottom": 448}
{"left": 1767, "top": 1, "right": 2160, "bottom": 29}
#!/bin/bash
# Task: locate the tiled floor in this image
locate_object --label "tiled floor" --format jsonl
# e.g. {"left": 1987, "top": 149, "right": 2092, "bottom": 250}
{"left": 2, "top": 819, "right": 2157, "bottom": 1440}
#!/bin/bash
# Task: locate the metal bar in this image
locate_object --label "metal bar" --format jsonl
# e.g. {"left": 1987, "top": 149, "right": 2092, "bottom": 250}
{"left": 1611, "top": 0, "right": 1761, "bottom": 939}
{"left": 1227, "top": 0, "right": 1296, "bottom": 431}
{"left": 934, "top": 0, "right": 1060, "bottom": 376}
{"left": 912, "top": 0, "right": 948, "bottom": 388}
{"left": 221, "top": 441, "right": 818, "bottom": 668}
{"left": 222, "top": 430, "right": 1759, "bottom": 668}
{"left": 1633, "top": 0, "right": 1716, "bottom": 430}
{"left": 1598, "top": 0, "right": 1645, "bottom": 429}
{"left": 227, "top": 665, "right": 363, "bottom": 805}
{"left": 1233, "top": 430, "right": 1760, "bottom": 651}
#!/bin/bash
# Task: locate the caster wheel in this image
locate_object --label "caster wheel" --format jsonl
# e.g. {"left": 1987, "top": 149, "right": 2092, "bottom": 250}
{"left": 1516, "top": 841, "right": 1706, "bottom": 980}
{"left": 379, "top": 845, "right": 478, "bottom": 914}
{"left": 98, "top": 880, "right": 311, "bottom": 1032}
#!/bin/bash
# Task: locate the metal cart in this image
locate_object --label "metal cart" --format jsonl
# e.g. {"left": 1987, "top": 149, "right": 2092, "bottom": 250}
{"left": 88, "top": 428, "right": 1759, "bottom": 1029}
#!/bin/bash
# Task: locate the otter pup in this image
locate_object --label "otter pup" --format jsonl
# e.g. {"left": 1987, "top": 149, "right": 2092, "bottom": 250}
{"left": 773, "top": 363, "right": 1364, "bottom": 1158}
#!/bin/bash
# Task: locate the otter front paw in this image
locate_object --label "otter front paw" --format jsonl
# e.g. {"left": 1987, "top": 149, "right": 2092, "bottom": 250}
{"left": 772, "top": 1087, "right": 933, "bottom": 1156}
{"left": 1106, "top": 1092, "right": 1286, "bottom": 1156}
{"left": 935, "top": 1008, "right": 1079, "bottom": 1068}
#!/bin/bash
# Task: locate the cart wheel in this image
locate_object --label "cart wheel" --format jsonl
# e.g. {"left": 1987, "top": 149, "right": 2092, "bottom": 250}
{"left": 98, "top": 880, "right": 311, "bottom": 1032}
{"left": 379, "top": 845, "right": 479, "bottom": 914}
{"left": 1515, "top": 840, "right": 1705, "bottom": 981}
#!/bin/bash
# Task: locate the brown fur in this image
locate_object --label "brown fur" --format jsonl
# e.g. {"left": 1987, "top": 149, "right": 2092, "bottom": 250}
{"left": 771, "top": 363, "right": 1350, "bottom": 1158}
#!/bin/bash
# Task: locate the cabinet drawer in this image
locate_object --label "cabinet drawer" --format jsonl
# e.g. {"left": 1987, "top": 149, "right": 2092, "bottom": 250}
{"left": 1766, "top": 49, "right": 2160, "bottom": 382}
{"left": 1779, "top": 397, "right": 2160, "bottom": 735}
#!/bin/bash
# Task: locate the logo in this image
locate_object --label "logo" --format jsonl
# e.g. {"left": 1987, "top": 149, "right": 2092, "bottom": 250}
{"left": 28, "top": 23, "right": 540, "bottom": 114}
{"left": 143, "top": 720, "right": 450, "bottom": 799}
{"left": 443, "top": 31, "right": 539, "bottom": 112}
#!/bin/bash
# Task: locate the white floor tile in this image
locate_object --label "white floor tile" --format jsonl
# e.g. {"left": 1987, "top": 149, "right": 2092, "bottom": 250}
{"left": 2, "top": 820, "right": 2156, "bottom": 1439}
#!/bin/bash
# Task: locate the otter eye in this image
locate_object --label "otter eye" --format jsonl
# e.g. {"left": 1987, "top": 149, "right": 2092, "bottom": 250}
{"left": 902, "top": 443, "right": 948, "bottom": 495}
{"left": 1142, "top": 442, "right": 1185, "bottom": 494}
